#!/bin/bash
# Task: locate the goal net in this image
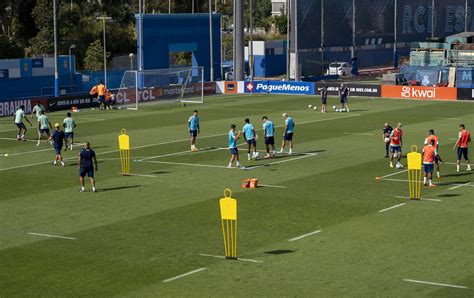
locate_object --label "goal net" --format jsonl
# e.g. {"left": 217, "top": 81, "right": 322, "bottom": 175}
{"left": 114, "top": 67, "right": 205, "bottom": 110}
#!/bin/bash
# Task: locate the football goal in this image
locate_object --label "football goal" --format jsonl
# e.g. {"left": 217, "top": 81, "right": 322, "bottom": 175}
{"left": 114, "top": 67, "right": 205, "bottom": 110}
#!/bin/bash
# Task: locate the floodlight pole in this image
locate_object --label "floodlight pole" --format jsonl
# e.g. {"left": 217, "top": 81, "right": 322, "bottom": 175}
{"left": 393, "top": 0, "right": 398, "bottom": 68}
{"left": 295, "top": 0, "right": 299, "bottom": 81}
{"left": 351, "top": 0, "right": 356, "bottom": 59}
{"left": 431, "top": 0, "right": 435, "bottom": 38}
{"left": 97, "top": 16, "right": 112, "bottom": 86}
{"left": 69, "top": 44, "right": 76, "bottom": 93}
{"left": 209, "top": 0, "right": 214, "bottom": 81}
{"left": 139, "top": 0, "right": 143, "bottom": 71}
{"left": 465, "top": 0, "right": 469, "bottom": 32}
{"left": 286, "top": 0, "right": 290, "bottom": 80}
{"left": 249, "top": 0, "right": 254, "bottom": 79}
{"left": 320, "top": 0, "right": 324, "bottom": 75}
{"left": 53, "top": 0, "right": 59, "bottom": 97}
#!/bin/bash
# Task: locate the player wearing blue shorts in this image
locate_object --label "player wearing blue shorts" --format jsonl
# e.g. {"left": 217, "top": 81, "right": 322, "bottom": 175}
{"left": 14, "top": 105, "right": 32, "bottom": 141}
{"left": 188, "top": 110, "right": 200, "bottom": 151}
{"left": 262, "top": 116, "right": 276, "bottom": 159}
{"left": 243, "top": 118, "right": 258, "bottom": 160}
{"left": 78, "top": 142, "right": 98, "bottom": 192}
{"left": 320, "top": 86, "right": 328, "bottom": 113}
{"left": 63, "top": 112, "right": 77, "bottom": 150}
{"left": 280, "top": 113, "right": 295, "bottom": 155}
{"left": 36, "top": 110, "right": 52, "bottom": 146}
{"left": 228, "top": 124, "right": 244, "bottom": 169}
{"left": 339, "top": 84, "right": 350, "bottom": 112}
{"left": 48, "top": 123, "right": 66, "bottom": 167}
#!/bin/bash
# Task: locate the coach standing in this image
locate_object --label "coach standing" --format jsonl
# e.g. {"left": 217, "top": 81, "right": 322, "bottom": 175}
{"left": 78, "top": 142, "right": 98, "bottom": 192}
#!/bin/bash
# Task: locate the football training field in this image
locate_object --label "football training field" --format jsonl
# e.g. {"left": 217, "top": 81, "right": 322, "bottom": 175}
{"left": 0, "top": 94, "right": 473, "bottom": 296}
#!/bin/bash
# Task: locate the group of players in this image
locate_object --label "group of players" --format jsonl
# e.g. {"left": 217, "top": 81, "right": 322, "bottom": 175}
{"left": 12, "top": 99, "right": 471, "bottom": 190}
{"left": 188, "top": 110, "right": 295, "bottom": 169}
{"left": 13, "top": 103, "right": 98, "bottom": 192}
{"left": 382, "top": 122, "right": 471, "bottom": 187}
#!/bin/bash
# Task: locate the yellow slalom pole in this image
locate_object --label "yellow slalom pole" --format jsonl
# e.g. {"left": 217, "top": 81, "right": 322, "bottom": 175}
{"left": 407, "top": 145, "right": 422, "bottom": 200}
{"left": 118, "top": 129, "right": 131, "bottom": 176}
{"left": 219, "top": 189, "right": 237, "bottom": 260}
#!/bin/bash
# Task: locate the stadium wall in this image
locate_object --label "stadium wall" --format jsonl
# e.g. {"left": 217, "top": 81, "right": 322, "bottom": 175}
{"left": 293, "top": 0, "right": 474, "bottom": 76}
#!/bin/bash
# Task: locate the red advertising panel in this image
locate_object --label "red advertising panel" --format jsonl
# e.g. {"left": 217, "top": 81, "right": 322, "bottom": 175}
{"left": 381, "top": 85, "right": 457, "bottom": 101}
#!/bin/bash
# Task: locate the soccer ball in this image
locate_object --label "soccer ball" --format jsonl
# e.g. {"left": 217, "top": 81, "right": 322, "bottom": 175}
{"left": 254, "top": 152, "right": 260, "bottom": 159}
{"left": 308, "top": 104, "right": 313, "bottom": 109}
{"left": 396, "top": 163, "right": 403, "bottom": 169}
{"left": 332, "top": 105, "right": 336, "bottom": 110}
{"left": 313, "top": 106, "right": 317, "bottom": 110}
{"left": 336, "top": 109, "right": 341, "bottom": 112}
{"left": 384, "top": 137, "right": 390, "bottom": 143}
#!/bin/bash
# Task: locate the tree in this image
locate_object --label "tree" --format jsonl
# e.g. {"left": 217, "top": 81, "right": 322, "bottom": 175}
{"left": 0, "top": 35, "right": 23, "bottom": 59}
{"left": 84, "top": 39, "right": 109, "bottom": 71}
{"left": 26, "top": 0, "right": 54, "bottom": 56}
{"left": 274, "top": 14, "right": 287, "bottom": 34}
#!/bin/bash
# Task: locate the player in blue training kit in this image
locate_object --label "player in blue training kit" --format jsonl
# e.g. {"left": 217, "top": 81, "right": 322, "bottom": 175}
{"left": 78, "top": 142, "right": 98, "bottom": 192}
{"left": 188, "top": 110, "right": 200, "bottom": 151}
{"left": 280, "top": 113, "right": 295, "bottom": 155}
{"left": 262, "top": 116, "right": 276, "bottom": 159}
{"left": 228, "top": 124, "right": 244, "bottom": 169}
{"left": 48, "top": 123, "right": 66, "bottom": 167}
{"left": 243, "top": 118, "right": 258, "bottom": 160}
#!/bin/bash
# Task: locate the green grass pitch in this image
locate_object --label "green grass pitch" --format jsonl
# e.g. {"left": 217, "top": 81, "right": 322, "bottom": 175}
{"left": 0, "top": 94, "right": 473, "bottom": 296}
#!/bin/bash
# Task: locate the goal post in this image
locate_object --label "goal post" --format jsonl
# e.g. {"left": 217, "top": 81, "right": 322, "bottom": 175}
{"left": 114, "top": 67, "right": 205, "bottom": 110}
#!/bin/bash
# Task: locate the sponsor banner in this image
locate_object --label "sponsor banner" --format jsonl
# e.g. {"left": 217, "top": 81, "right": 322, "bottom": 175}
{"left": 0, "top": 98, "right": 48, "bottom": 117}
{"left": 31, "top": 58, "right": 44, "bottom": 68}
{"left": 457, "top": 88, "right": 474, "bottom": 101}
{"left": 245, "top": 81, "right": 314, "bottom": 95}
{"left": 381, "top": 85, "right": 457, "bottom": 101}
{"left": 0, "top": 69, "right": 9, "bottom": 79}
{"left": 114, "top": 82, "right": 216, "bottom": 104}
{"left": 48, "top": 93, "right": 97, "bottom": 111}
{"left": 225, "top": 81, "right": 238, "bottom": 94}
{"left": 314, "top": 83, "right": 381, "bottom": 97}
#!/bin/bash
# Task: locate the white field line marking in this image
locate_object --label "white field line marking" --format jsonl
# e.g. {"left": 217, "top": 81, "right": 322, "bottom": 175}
{"left": 28, "top": 232, "right": 76, "bottom": 240}
{"left": 259, "top": 184, "right": 287, "bottom": 189}
{"left": 0, "top": 137, "right": 38, "bottom": 143}
{"left": 379, "top": 169, "right": 409, "bottom": 179}
{"left": 199, "top": 253, "right": 263, "bottom": 263}
{"left": 288, "top": 230, "right": 322, "bottom": 242}
{"left": 0, "top": 114, "right": 349, "bottom": 172}
{"left": 267, "top": 154, "right": 316, "bottom": 165}
{"left": 142, "top": 160, "right": 231, "bottom": 169}
{"left": 0, "top": 119, "right": 105, "bottom": 133}
{"left": 444, "top": 161, "right": 472, "bottom": 166}
{"left": 394, "top": 196, "right": 442, "bottom": 202}
{"left": 0, "top": 128, "right": 20, "bottom": 133}
{"left": 2, "top": 147, "right": 54, "bottom": 156}
{"left": 449, "top": 182, "right": 471, "bottom": 190}
{"left": 138, "top": 147, "right": 216, "bottom": 161}
{"left": 343, "top": 132, "right": 374, "bottom": 136}
{"left": 378, "top": 203, "right": 406, "bottom": 213}
{"left": 436, "top": 117, "right": 462, "bottom": 121}
{"left": 118, "top": 173, "right": 159, "bottom": 178}
{"left": 381, "top": 178, "right": 474, "bottom": 188}
{"left": 162, "top": 268, "right": 207, "bottom": 283}
{"left": 403, "top": 279, "right": 469, "bottom": 289}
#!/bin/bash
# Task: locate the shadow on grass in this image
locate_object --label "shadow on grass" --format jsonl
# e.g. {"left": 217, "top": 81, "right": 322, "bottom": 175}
{"left": 264, "top": 249, "right": 296, "bottom": 255}
{"left": 149, "top": 171, "right": 170, "bottom": 175}
{"left": 99, "top": 185, "right": 142, "bottom": 192}
{"left": 442, "top": 172, "right": 472, "bottom": 178}
{"left": 438, "top": 193, "right": 461, "bottom": 198}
